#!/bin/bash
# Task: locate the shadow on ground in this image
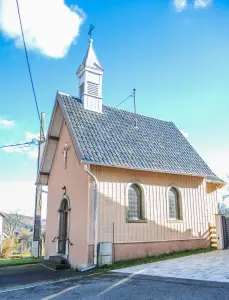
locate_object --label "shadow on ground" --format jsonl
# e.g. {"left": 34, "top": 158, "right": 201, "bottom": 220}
{"left": 0, "top": 264, "right": 79, "bottom": 290}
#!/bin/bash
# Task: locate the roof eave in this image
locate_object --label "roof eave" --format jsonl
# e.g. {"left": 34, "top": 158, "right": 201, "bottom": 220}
{"left": 0, "top": 212, "right": 6, "bottom": 218}
{"left": 37, "top": 92, "right": 83, "bottom": 185}
{"left": 81, "top": 160, "right": 210, "bottom": 178}
{"left": 57, "top": 93, "right": 83, "bottom": 163}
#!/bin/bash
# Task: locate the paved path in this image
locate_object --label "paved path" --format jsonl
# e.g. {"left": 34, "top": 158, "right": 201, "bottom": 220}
{"left": 113, "top": 250, "right": 229, "bottom": 283}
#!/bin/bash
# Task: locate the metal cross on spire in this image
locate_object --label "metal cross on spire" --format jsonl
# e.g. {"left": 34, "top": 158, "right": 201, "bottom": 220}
{"left": 88, "top": 24, "right": 95, "bottom": 38}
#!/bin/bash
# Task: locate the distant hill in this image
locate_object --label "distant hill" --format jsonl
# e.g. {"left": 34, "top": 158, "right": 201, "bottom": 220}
{"left": 2, "top": 212, "right": 46, "bottom": 234}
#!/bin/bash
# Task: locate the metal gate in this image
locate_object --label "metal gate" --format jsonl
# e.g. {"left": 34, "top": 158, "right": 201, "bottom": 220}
{"left": 222, "top": 216, "right": 229, "bottom": 249}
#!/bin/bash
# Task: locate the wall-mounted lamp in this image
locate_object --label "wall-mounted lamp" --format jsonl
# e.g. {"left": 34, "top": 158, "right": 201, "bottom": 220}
{"left": 62, "top": 186, "right": 66, "bottom": 194}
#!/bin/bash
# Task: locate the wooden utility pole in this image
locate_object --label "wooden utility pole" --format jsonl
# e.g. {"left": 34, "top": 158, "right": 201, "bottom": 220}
{"left": 32, "top": 112, "right": 45, "bottom": 257}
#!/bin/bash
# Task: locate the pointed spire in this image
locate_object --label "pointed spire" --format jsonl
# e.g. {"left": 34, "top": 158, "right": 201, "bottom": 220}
{"left": 81, "top": 39, "right": 103, "bottom": 70}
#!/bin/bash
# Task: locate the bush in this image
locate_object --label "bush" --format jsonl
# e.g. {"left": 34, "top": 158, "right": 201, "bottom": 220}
{"left": 1, "top": 238, "right": 18, "bottom": 258}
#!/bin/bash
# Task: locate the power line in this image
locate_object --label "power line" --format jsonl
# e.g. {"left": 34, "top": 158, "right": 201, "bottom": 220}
{"left": 115, "top": 93, "right": 134, "bottom": 108}
{"left": 15, "top": 0, "right": 45, "bottom": 141}
{"left": 0, "top": 139, "right": 40, "bottom": 150}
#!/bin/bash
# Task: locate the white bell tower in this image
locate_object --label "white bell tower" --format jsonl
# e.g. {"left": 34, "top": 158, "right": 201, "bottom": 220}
{"left": 76, "top": 38, "right": 104, "bottom": 113}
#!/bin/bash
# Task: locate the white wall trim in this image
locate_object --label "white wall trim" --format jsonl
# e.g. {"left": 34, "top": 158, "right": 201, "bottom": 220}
{"left": 166, "top": 184, "right": 183, "bottom": 222}
{"left": 125, "top": 180, "right": 147, "bottom": 221}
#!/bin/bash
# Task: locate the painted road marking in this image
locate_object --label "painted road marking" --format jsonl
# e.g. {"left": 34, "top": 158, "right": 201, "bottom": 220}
{"left": 99, "top": 268, "right": 147, "bottom": 295}
{"left": 42, "top": 285, "right": 81, "bottom": 300}
{"left": 0, "top": 276, "right": 82, "bottom": 294}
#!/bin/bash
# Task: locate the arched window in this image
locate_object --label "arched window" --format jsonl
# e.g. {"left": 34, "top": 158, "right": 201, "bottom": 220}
{"left": 128, "top": 184, "right": 143, "bottom": 220}
{"left": 168, "top": 187, "right": 181, "bottom": 220}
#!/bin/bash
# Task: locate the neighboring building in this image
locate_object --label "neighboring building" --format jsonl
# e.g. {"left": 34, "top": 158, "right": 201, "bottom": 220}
{"left": 38, "top": 38, "right": 226, "bottom": 270}
{"left": 0, "top": 212, "right": 5, "bottom": 255}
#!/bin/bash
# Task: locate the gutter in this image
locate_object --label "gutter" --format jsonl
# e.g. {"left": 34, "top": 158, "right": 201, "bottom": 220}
{"left": 81, "top": 164, "right": 99, "bottom": 272}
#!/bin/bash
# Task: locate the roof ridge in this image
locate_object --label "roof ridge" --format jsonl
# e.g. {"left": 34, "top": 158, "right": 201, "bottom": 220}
{"left": 58, "top": 91, "right": 172, "bottom": 124}
{"left": 102, "top": 103, "right": 173, "bottom": 124}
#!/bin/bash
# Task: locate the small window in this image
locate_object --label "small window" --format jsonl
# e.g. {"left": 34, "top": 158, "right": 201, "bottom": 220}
{"left": 128, "top": 184, "right": 143, "bottom": 221}
{"left": 168, "top": 187, "right": 181, "bottom": 220}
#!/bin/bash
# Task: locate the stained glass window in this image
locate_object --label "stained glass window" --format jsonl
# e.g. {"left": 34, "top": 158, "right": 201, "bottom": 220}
{"left": 128, "top": 184, "right": 142, "bottom": 220}
{"left": 168, "top": 187, "right": 179, "bottom": 219}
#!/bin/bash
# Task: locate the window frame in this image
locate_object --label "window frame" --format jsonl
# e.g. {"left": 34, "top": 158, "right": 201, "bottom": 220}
{"left": 126, "top": 181, "right": 147, "bottom": 223}
{"left": 166, "top": 185, "right": 183, "bottom": 222}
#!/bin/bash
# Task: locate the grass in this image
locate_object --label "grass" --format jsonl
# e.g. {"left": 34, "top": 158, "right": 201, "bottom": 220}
{"left": 0, "top": 248, "right": 217, "bottom": 270}
{"left": 0, "top": 257, "right": 43, "bottom": 267}
{"left": 91, "top": 247, "right": 217, "bottom": 274}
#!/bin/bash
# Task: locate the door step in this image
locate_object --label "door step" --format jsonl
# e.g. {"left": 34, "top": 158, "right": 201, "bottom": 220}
{"left": 42, "top": 255, "right": 71, "bottom": 270}
{"left": 49, "top": 255, "right": 69, "bottom": 265}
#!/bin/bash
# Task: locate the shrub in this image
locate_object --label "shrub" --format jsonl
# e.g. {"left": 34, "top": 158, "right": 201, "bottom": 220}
{"left": 1, "top": 238, "right": 18, "bottom": 258}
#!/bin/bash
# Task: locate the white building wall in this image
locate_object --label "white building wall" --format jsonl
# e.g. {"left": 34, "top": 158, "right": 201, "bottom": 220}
{"left": 0, "top": 216, "right": 3, "bottom": 255}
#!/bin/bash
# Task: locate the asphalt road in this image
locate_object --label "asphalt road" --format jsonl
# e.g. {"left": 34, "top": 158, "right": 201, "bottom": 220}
{"left": 0, "top": 264, "right": 79, "bottom": 290}
{"left": 1, "top": 269, "right": 229, "bottom": 300}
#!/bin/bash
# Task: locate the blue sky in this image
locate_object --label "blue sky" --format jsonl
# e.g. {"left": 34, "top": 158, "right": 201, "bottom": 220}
{"left": 0, "top": 0, "right": 229, "bottom": 216}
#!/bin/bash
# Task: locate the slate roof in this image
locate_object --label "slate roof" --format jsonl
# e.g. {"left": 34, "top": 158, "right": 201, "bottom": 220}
{"left": 206, "top": 176, "right": 225, "bottom": 184}
{"left": 59, "top": 93, "right": 217, "bottom": 177}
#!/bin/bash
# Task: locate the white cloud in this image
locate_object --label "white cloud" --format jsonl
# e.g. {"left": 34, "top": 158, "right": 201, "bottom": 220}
{"left": 0, "top": 119, "right": 14, "bottom": 128}
{"left": 0, "top": 0, "right": 86, "bottom": 58}
{"left": 2, "top": 131, "right": 47, "bottom": 159}
{"left": 194, "top": 0, "right": 212, "bottom": 8}
{"left": 180, "top": 129, "right": 189, "bottom": 138}
{"left": 25, "top": 131, "right": 40, "bottom": 141}
{"left": 2, "top": 131, "right": 41, "bottom": 159}
{"left": 0, "top": 181, "right": 47, "bottom": 218}
{"left": 26, "top": 148, "right": 38, "bottom": 159}
{"left": 3, "top": 146, "right": 23, "bottom": 154}
{"left": 3, "top": 143, "right": 38, "bottom": 159}
{"left": 173, "top": 0, "right": 187, "bottom": 12}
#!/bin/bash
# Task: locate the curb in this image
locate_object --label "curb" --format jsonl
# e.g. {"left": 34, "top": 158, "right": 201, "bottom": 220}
{"left": 0, "top": 262, "right": 42, "bottom": 268}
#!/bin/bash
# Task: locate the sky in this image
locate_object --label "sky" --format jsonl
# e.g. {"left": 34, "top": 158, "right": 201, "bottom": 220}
{"left": 0, "top": 0, "right": 229, "bottom": 217}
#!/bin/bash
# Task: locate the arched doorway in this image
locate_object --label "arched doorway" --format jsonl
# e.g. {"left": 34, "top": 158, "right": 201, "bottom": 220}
{"left": 58, "top": 197, "right": 70, "bottom": 255}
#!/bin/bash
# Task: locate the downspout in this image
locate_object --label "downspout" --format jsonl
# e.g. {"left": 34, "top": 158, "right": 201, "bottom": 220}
{"left": 80, "top": 163, "right": 99, "bottom": 272}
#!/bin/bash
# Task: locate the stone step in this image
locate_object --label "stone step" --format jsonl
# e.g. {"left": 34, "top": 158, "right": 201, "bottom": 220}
{"left": 41, "top": 260, "right": 71, "bottom": 270}
{"left": 48, "top": 256, "right": 68, "bottom": 265}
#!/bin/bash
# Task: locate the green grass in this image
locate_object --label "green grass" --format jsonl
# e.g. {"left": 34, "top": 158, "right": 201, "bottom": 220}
{"left": 0, "top": 257, "right": 43, "bottom": 267}
{"left": 91, "top": 247, "right": 216, "bottom": 274}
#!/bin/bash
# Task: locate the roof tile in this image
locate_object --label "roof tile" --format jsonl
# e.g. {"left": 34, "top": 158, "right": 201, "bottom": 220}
{"left": 59, "top": 93, "right": 216, "bottom": 177}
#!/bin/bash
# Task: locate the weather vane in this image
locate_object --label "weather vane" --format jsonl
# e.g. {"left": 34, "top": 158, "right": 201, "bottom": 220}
{"left": 88, "top": 24, "right": 95, "bottom": 38}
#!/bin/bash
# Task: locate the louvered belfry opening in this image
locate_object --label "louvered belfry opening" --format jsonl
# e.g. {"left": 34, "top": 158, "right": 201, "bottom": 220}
{"left": 79, "top": 83, "right": 85, "bottom": 98}
{"left": 87, "top": 81, "right": 99, "bottom": 97}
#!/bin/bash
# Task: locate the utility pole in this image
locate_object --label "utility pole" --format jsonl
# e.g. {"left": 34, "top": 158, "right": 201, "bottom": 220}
{"left": 32, "top": 112, "right": 45, "bottom": 257}
{"left": 133, "top": 89, "right": 137, "bottom": 128}
{"left": 133, "top": 89, "right": 136, "bottom": 115}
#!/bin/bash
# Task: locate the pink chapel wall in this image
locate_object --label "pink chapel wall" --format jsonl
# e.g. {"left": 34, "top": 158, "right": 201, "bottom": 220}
{"left": 88, "top": 165, "right": 218, "bottom": 262}
{"left": 44, "top": 120, "right": 219, "bottom": 266}
{"left": 45, "top": 122, "right": 89, "bottom": 269}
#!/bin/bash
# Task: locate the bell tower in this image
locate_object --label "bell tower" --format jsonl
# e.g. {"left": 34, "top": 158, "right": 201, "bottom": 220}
{"left": 76, "top": 38, "right": 104, "bottom": 113}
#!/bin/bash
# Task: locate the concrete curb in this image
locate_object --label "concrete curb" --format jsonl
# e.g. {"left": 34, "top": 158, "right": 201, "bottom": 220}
{"left": 0, "top": 262, "right": 41, "bottom": 268}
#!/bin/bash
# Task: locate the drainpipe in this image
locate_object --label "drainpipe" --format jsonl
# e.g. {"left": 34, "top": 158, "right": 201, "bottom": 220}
{"left": 80, "top": 163, "right": 99, "bottom": 272}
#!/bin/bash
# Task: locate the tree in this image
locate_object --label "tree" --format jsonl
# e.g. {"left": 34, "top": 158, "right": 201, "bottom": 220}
{"left": 217, "top": 175, "right": 229, "bottom": 214}
{"left": 4, "top": 210, "right": 23, "bottom": 238}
